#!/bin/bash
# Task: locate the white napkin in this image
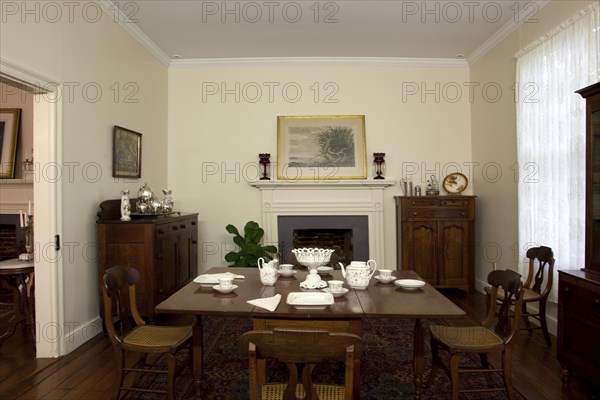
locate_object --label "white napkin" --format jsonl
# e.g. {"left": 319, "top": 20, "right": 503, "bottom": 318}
{"left": 193, "top": 272, "right": 245, "bottom": 284}
{"left": 247, "top": 294, "right": 281, "bottom": 312}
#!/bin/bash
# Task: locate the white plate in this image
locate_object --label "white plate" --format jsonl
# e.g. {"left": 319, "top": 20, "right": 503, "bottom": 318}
{"left": 394, "top": 279, "right": 425, "bottom": 290}
{"left": 194, "top": 272, "right": 242, "bottom": 286}
{"left": 286, "top": 292, "right": 334, "bottom": 308}
{"left": 299, "top": 280, "right": 328, "bottom": 290}
{"left": 278, "top": 270, "right": 297, "bottom": 278}
{"left": 322, "top": 287, "right": 349, "bottom": 298}
{"left": 212, "top": 284, "right": 238, "bottom": 294}
{"left": 374, "top": 275, "right": 395, "bottom": 284}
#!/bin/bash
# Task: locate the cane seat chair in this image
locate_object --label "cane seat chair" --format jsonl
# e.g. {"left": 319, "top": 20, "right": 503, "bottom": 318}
{"left": 240, "top": 328, "right": 364, "bottom": 400}
{"left": 485, "top": 246, "right": 554, "bottom": 346}
{"left": 101, "top": 265, "right": 192, "bottom": 400}
{"left": 427, "top": 269, "right": 524, "bottom": 400}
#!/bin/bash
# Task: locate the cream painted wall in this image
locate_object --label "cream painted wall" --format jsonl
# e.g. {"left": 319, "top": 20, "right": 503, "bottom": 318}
{"left": 1, "top": 2, "right": 168, "bottom": 353}
{"left": 168, "top": 65, "right": 473, "bottom": 272}
{"left": 470, "top": 0, "right": 594, "bottom": 333}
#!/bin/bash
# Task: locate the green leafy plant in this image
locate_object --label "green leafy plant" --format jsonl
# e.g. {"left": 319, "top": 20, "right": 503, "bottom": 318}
{"left": 224, "top": 221, "right": 278, "bottom": 267}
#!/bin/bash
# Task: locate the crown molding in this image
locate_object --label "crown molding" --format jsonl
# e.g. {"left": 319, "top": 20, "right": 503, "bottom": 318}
{"left": 169, "top": 57, "right": 469, "bottom": 68}
{"left": 95, "top": 0, "right": 171, "bottom": 66}
{"left": 468, "top": 0, "right": 551, "bottom": 65}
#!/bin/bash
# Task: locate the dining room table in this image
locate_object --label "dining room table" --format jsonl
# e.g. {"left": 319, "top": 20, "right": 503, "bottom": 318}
{"left": 154, "top": 266, "right": 465, "bottom": 399}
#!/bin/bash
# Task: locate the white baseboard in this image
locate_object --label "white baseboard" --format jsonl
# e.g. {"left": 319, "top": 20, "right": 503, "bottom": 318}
{"left": 62, "top": 317, "right": 104, "bottom": 354}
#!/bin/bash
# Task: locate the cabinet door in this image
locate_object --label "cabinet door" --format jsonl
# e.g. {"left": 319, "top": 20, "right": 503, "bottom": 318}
{"left": 156, "top": 235, "right": 177, "bottom": 303}
{"left": 177, "top": 231, "right": 192, "bottom": 286}
{"left": 438, "top": 221, "right": 469, "bottom": 286}
{"left": 402, "top": 222, "right": 438, "bottom": 284}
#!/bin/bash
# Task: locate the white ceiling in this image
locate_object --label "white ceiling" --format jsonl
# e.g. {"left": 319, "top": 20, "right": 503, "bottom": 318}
{"left": 102, "top": 0, "right": 550, "bottom": 66}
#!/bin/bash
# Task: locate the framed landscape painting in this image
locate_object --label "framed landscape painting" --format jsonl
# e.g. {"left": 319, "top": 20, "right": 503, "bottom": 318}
{"left": 112, "top": 125, "right": 142, "bottom": 178}
{"left": 277, "top": 115, "right": 367, "bottom": 180}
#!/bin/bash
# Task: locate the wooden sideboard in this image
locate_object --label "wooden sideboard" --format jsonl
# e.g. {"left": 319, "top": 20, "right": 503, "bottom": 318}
{"left": 395, "top": 196, "right": 475, "bottom": 292}
{"left": 97, "top": 199, "right": 198, "bottom": 320}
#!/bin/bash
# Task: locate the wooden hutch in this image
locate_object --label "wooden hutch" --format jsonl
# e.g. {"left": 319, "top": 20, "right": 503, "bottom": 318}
{"left": 557, "top": 82, "right": 600, "bottom": 383}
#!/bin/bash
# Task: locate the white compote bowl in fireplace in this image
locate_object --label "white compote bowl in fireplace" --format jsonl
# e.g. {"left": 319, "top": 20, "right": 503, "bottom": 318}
{"left": 292, "top": 248, "right": 335, "bottom": 290}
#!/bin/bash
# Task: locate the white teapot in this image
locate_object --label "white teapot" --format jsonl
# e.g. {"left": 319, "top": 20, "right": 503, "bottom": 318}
{"left": 338, "top": 260, "right": 377, "bottom": 289}
{"left": 257, "top": 257, "right": 279, "bottom": 286}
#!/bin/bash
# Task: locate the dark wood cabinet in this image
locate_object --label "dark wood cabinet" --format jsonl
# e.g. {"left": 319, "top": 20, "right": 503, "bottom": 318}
{"left": 97, "top": 200, "right": 198, "bottom": 319}
{"left": 395, "top": 196, "right": 475, "bottom": 292}
{"left": 557, "top": 82, "right": 600, "bottom": 383}
{"left": 557, "top": 270, "right": 600, "bottom": 382}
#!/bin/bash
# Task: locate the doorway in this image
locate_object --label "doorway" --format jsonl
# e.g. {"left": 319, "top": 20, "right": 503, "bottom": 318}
{"left": 0, "top": 59, "right": 62, "bottom": 358}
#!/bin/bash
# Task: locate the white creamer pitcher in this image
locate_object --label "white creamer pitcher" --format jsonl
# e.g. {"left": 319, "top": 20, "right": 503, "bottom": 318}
{"left": 338, "top": 260, "right": 377, "bottom": 289}
{"left": 257, "top": 257, "right": 279, "bottom": 286}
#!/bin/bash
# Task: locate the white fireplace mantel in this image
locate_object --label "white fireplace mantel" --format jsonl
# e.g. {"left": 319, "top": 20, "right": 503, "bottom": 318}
{"left": 251, "top": 180, "right": 394, "bottom": 262}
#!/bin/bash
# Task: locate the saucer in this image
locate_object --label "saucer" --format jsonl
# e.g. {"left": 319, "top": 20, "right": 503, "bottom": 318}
{"left": 322, "top": 287, "right": 349, "bottom": 298}
{"left": 212, "top": 284, "right": 238, "bottom": 294}
{"left": 278, "top": 270, "right": 297, "bottom": 278}
{"left": 317, "top": 266, "right": 333, "bottom": 275}
{"left": 374, "top": 275, "right": 395, "bottom": 284}
{"left": 394, "top": 279, "right": 425, "bottom": 290}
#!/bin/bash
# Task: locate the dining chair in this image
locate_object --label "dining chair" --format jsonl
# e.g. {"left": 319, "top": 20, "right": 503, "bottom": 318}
{"left": 427, "top": 269, "right": 524, "bottom": 400}
{"left": 240, "top": 328, "right": 364, "bottom": 400}
{"left": 101, "top": 265, "right": 192, "bottom": 400}
{"left": 485, "top": 246, "right": 554, "bottom": 346}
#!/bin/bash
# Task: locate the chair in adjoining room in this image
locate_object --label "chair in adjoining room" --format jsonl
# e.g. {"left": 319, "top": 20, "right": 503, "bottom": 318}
{"left": 427, "top": 269, "right": 524, "bottom": 400}
{"left": 240, "top": 328, "right": 364, "bottom": 400}
{"left": 101, "top": 265, "right": 192, "bottom": 400}
{"left": 485, "top": 246, "right": 555, "bottom": 346}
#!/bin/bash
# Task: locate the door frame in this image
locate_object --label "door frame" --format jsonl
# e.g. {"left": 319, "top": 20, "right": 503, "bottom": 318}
{"left": 0, "top": 58, "right": 63, "bottom": 357}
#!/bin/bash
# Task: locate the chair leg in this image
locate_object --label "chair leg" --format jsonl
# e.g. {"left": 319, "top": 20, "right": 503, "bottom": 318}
{"left": 521, "top": 302, "right": 532, "bottom": 334}
{"left": 112, "top": 349, "right": 125, "bottom": 400}
{"left": 425, "top": 338, "right": 440, "bottom": 387}
{"left": 502, "top": 349, "right": 515, "bottom": 400}
{"left": 539, "top": 300, "right": 552, "bottom": 346}
{"left": 449, "top": 353, "right": 461, "bottom": 400}
{"left": 166, "top": 353, "right": 177, "bottom": 400}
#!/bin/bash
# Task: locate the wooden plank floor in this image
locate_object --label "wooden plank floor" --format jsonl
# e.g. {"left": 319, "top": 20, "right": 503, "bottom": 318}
{"left": 0, "top": 289, "right": 598, "bottom": 399}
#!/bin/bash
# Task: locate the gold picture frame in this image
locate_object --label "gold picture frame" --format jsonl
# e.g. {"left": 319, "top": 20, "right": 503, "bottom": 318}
{"left": 277, "top": 115, "right": 367, "bottom": 180}
{"left": 112, "top": 125, "right": 142, "bottom": 178}
{"left": 0, "top": 108, "right": 21, "bottom": 179}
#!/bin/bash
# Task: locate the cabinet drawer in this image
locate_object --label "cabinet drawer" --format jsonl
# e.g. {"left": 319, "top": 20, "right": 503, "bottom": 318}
{"left": 560, "top": 277, "right": 600, "bottom": 326}
{"left": 406, "top": 208, "right": 470, "bottom": 219}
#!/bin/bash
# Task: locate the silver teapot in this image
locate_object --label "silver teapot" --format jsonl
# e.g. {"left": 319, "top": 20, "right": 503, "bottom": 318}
{"left": 137, "top": 183, "right": 154, "bottom": 202}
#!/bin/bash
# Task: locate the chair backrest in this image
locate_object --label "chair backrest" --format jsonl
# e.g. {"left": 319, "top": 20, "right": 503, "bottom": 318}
{"left": 523, "top": 246, "right": 555, "bottom": 297}
{"left": 101, "top": 265, "right": 145, "bottom": 346}
{"left": 241, "top": 329, "right": 364, "bottom": 400}
{"left": 483, "top": 269, "right": 524, "bottom": 344}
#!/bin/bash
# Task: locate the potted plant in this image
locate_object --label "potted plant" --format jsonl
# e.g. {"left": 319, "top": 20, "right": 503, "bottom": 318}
{"left": 224, "top": 221, "right": 278, "bottom": 267}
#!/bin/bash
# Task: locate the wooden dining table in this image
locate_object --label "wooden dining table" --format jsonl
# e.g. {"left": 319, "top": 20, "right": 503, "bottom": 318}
{"left": 155, "top": 267, "right": 465, "bottom": 399}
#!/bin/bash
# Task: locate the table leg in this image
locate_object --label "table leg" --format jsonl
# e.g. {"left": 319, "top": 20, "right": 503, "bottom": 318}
{"left": 413, "top": 318, "right": 424, "bottom": 399}
{"left": 193, "top": 316, "right": 203, "bottom": 400}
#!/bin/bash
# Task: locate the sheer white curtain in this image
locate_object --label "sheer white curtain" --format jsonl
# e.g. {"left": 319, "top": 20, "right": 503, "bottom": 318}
{"left": 516, "top": 2, "right": 599, "bottom": 302}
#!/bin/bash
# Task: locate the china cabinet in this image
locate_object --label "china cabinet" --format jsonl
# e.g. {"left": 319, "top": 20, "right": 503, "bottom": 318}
{"left": 558, "top": 82, "right": 600, "bottom": 383}
{"left": 97, "top": 199, "right": 198, "bottom": 320}
{"left": 395, "top": 196, "right": 475, "bottom": 292}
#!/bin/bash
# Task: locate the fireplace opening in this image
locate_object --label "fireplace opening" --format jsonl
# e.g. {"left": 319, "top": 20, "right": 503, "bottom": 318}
{"left": 278, "top": 215, "right": 369, "bottom": 267}
{"left": 0, "top": 214, "right": 25, "bottom": 261}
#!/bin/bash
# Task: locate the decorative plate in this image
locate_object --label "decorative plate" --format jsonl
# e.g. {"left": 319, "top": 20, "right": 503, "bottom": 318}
{"left": 286, "top": 292, "right": 334, "bottom": 308}
{"left": 394, "top": 279, "right": 425, "bottom": 290}
{"left": 442, "top": 173, "right": 468, "bottom": 194}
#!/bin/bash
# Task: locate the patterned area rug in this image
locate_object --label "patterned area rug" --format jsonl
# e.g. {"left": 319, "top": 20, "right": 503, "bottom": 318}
{"left": 124, "top": 316, "right": 524, "bottom": 399}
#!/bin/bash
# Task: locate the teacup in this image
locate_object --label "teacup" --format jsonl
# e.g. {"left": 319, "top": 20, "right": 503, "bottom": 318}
{"left": 379, "top": 269, "right": 393, "bottom": 280}
{"left": 218, "top": 276, "right": 234, "bottom": 289}
{"left": 328, "top": 280, "right": 345, "bottom": 292}
{"left": 280, "top": 264, "right": 294, "bottom": 273}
